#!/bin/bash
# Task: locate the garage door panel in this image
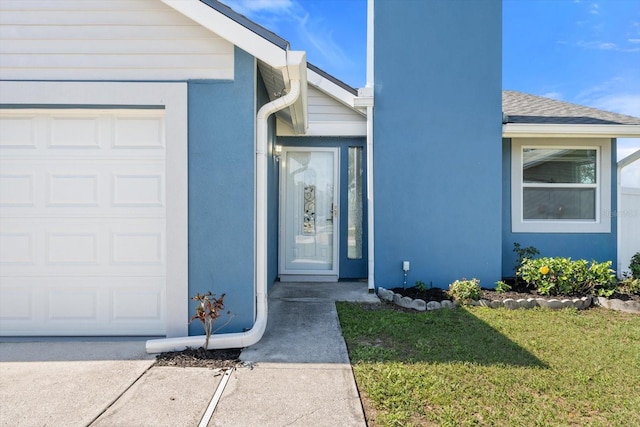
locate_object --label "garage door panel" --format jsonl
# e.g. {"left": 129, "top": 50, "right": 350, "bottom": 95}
{"left": 112, "top": 172, "right": 164, "bottom": 207}
{"left": 1, "top": 160, "right": 164, "bottom": 215}
{"left": 50, "top": 116, "right": 102, "bottom": 148}
{"left": 0, "top": 109, "right": 167, "bottom": 336}
{"left": 112, "top": 286, "right": 163, "bottom": 321}
{"left": 1, "top": 276, "right": 165, "bottom": 335}
{"left": 0, "top": 231, "right": 34, "bottom": 265}
{"left": 0, "top": 287, "right": 33, "bottom": 320}
{"left": 47, "top": 172, "right": 100, "bottom": 207}
{"left": 0, "top": 115, "right": 38, "bottom": 148}
{"left": 0, "top": 173, "right": 35, "bottom": 206}
{"left": 1, "top": 218, "right": 165, "bottom": 276}
{"left": 0, "top": 109, "right": 165, "bottom": 157}
{"left": 114, "top": 116, "right": 164, "bottom": 149}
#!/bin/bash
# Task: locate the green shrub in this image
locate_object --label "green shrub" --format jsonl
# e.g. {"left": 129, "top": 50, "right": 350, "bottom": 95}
{"left": 494, "top": 280, "right": 512, "bottom": 293}
{"left": 513, "top": 242, "right": 540, "bottom": 283}
{"left": 519, "top": 257, "right": 616, "bottom": 296}
{"left": 448, "top": 278, "right": 481, "bottom": 304}
{"left": 414, "top": 281, "right": 427, "bottom": 292}
{"left": 630, "top": 252, "right": 640, "bottom": 279}
{"left": 618, "top": 277, "right": 640, "bottom": 295}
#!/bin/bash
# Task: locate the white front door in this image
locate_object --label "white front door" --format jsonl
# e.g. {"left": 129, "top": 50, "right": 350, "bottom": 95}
{"left": 279, "top": 148, "right": 339, "bottom": 280}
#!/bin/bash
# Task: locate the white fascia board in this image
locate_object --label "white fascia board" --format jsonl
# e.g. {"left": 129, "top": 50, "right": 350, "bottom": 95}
{"left": 161, "top": 0, "right": 287, "bottom": 67}
{"left": 503, "top": 123, "right": 640, "bottom": 138}
{"left": 354, "top": 87, "right": 374, "bottom": 108}
{"left": 307, "top": 68, "right": 366, "bottom": 117}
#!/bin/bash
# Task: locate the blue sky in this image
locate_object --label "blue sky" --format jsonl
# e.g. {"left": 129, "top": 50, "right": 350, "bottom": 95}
{"left": 221, "top": 0, "right": 639, "bottom": 186}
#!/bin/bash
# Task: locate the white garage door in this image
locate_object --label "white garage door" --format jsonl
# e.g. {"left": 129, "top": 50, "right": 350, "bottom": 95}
{"left": 0, "top": 109, "right": 167, "bottom": 336}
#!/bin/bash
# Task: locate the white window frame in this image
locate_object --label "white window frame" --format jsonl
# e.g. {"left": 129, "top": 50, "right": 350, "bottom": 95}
{"left": 511, "top": 137, "right": 611, "bottom": 233}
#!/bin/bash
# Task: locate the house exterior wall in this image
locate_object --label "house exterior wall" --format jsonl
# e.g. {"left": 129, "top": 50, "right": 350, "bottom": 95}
{"left": 501, "top": 138, "right": 618, "bottom": 278}
{"left": 373, "top": 0, "right": 503, "bottom": 288}
{"left": 187, "top": 47, "right": 256, "bottom": 335}
{"left": 0, "top": 0, "right": 234, "bottom": 81}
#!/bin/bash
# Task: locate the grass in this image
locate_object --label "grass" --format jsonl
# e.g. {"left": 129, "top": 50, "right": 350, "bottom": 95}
{"left": 336, "top": 303, "right": 640, "bottom": 426}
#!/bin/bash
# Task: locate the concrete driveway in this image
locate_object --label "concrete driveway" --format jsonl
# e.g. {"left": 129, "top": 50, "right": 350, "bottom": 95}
{"left": 1, "top": 282, "right": 378, "bottom": 427}
{"left": 0, "top": 340, "right": 224, "bottom": 427}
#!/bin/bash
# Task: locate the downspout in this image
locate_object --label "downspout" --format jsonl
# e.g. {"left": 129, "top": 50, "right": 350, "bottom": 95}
{"left": 366, "top": 0, "right": 375, "bottom": 291}
{"left": 146, "top": 79, "right": 302, "bottom": 353}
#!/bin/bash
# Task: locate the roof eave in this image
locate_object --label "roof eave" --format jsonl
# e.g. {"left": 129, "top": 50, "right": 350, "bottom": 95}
{"left": 161, "top": 0, "right": 308, "bottom": 134}
{"left": 161, "top": 0, "right": 288, "bottom": 67}
{"left": 502, "top": 123, "right": 640, "bottom": 138}
{"left": 307, "top": 68, "right": 367, "bottom": 116}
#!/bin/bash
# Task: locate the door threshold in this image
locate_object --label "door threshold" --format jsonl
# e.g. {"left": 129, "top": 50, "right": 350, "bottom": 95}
{"left": 279, "top": 275, "right": 339, "bottom": 283}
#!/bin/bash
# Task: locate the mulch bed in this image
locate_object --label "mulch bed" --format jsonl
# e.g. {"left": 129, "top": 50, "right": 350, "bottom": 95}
{"left": 155, "top": 347, "right": 243, "bottom": 369}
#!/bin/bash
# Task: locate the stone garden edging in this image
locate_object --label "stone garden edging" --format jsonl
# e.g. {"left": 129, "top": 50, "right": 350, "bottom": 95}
{"left": 377, "top": 287, "right": 594, "bottom": 312}
{"left": 595, "top": 296, "right": 640, "bottom": 314}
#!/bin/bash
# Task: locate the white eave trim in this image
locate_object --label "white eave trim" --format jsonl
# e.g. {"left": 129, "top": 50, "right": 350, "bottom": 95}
{"left": 162, "top": 0, "right": 308, "bottom": 134}
{"left": 619, "top": 149, "right": 640, "bottom": 170}
{"left": 503, "top": 123, "right": 640, "bottom": 138}
{"left": 161, "top": 0, "right": 289, "bottom": 67}
{"left": 307, "top": 68, "right": 366, "bottom": 117}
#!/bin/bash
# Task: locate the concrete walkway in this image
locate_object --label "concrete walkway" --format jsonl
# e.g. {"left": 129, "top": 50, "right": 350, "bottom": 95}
{"left": 211, "top": 281, "right": 379, "bottom": 427}
{"left": 0, "top": 281, "right": 379, "bottom": 427}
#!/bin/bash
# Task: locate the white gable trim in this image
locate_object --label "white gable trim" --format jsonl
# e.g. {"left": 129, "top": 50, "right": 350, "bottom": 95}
{"left": 161, "top": 0, "right": 289, "bottom": 68}
{"left": 308, "top": 68, "right": 366, "bottom": 116}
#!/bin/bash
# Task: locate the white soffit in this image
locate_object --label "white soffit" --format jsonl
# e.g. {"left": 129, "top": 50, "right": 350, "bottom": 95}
{"left": 503, "top": 124, "right": 640, "bottom": 138}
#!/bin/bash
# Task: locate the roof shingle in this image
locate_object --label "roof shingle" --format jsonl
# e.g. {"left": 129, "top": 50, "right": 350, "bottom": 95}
{"left": 502, "top": 90, "right": 640, "bottom": 125}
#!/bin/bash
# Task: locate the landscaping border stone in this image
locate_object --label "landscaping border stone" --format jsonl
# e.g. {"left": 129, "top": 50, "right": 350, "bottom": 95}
{"left": 595, "top": 297, "right": 640, "bottom": 314}
{"left": 376, "top": 287, "right": 599, "bottom": 312}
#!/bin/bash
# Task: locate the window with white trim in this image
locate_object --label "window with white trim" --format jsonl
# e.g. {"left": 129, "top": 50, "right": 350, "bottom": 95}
{"left": 511, "top": 138, "right": 611, "bottom": 233}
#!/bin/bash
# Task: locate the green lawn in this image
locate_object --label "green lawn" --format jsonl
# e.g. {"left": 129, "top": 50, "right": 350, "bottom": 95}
{"left": 336, "top": 303, "right": 640, "bottom": 426}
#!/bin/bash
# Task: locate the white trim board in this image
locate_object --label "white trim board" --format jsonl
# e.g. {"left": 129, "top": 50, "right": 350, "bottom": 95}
{"left": 503, "top": 124, "right": 640, "bottom": 138}
{"left": 0, "top": 81, "right": 189, "bottom": 337}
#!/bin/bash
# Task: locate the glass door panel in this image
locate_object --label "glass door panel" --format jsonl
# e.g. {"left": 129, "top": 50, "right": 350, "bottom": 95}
{"left": 280, "top": 148, "right": 339, "bottom": 275}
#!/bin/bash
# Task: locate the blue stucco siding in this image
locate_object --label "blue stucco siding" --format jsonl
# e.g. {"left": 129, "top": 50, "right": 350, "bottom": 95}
{"left": 373, "top": 0, "right": 503, "bottom": 289}
{"left": 501, "top": 138, "right": 618, "bottom": 278}
{"left": 188, "top": 47, "right": 256, "bottom": 335}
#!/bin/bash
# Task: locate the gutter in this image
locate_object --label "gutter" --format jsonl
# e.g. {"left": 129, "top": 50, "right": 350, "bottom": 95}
{"left": 147, "top": 57, "right": 305, "bottom": 353}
